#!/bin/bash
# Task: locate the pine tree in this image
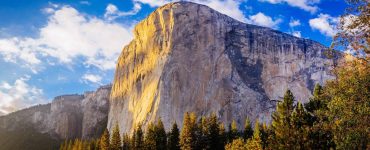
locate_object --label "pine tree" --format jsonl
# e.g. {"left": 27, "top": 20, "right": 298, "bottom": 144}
{"left": 59, "top": 140, "right": 66, "bottom": 150}
{"left": 122, "top": 133, "right": 131, "bottom": 150}
{"left": 144, "top": 123, "right": 156, "bottom": 149}
{"left": 180, "top": 112, "right": 198, "bottom": 150}
{"left": 100, "top": 128, "right": 110, "bottom": 150}
{"left": 271, "top": 89, "right": 295, "bottom": 149}
{"left": 197, "top": 116, "right": 208, "bottom": 149}
{"left": 243, "top": 117, "right": 253, "bottom": 141}
{"left": 228, "top": 120, "right": 238, "bottom": 142}
{"left": 110, "top": 124, "right": 122, "bottom": 150}
{"left": 208, "top": 113, "right": 220, "bottom": 150}
{"left": 155, "top": 119, "right": 167, "bottom": 150}
{"left": 291, "top": 102, "right": 310, "bottom": 149}
{"left": 225, "top": 138, "right": 246, "bottom": 150}
{"left": 246, "top": 120, "right": 263, "bottom": 150}
{"left": 67, "top": 140, "right": 73, "bottom": 150}
{"left": 218, "top": 123, "right": 226, "bottom": 149}
{"left": 168, "top": 122, "right": 180, "bottom": 150}
{"left": 134, "top": 123, "right": 144, "bottom": 150}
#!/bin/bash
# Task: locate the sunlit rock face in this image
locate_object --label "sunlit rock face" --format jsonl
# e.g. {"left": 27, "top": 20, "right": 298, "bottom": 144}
{"left": 0, "top": 85, "right": 111, "bottom": 140}
{"left": 109, "top": 2, "right": 339, "bottom": 134}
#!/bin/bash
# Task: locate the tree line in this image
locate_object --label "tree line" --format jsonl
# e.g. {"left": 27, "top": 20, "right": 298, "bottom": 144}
{"left": 60, "top": 60, "right": 369, "bottom": 150}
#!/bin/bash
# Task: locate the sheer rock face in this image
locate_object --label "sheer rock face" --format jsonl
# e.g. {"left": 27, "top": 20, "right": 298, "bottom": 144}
{"left": 109, "top": 2, "right": 339, "bottom": 134}
{"left": 0, "top": 85, "right": 111, "bottom": 140}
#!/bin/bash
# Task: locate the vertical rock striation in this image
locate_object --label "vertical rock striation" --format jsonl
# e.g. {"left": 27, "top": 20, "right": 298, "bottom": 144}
{"left": 0, "top": 85, "right": 111, "bottom": 140}
{"left": 109, "top": 2, "right": 340, "bottom": 134}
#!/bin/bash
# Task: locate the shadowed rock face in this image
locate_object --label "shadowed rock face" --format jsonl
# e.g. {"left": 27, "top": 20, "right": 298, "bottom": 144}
{"left": 109, "top": 2, "right": 340, "bottom": 134}
{"left": 0, "top": 85, "right": 111, "bottom": 140}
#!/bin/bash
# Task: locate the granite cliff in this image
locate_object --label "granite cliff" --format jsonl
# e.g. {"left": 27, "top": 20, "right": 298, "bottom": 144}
{"left": 0, "top": 85, "right": 111, "bottom": 140}
{"left": 108, "top": 2, "right": 340, "bottom": 134}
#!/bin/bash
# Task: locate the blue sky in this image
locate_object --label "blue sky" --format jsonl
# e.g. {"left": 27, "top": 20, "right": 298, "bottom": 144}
{"left": 0, "top": 0, "right": 347, "bottom": 114}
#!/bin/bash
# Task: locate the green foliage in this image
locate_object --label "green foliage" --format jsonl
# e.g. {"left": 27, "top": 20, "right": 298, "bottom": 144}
{"left": 155, "top": 119, "right": 167, "bottom": 150}
{"left": 0, "top": 127, "right": 60, "bottom": 150}
{"left": 243, "top": 117, "right": 253, "bottom": 141}
{"left": 271, "top": 89, "right": 296, "bottom": 149}
{"left": 227, "top": 120, "right": 239, "bottom": 142}
{"left": 324, "top": 61, "right": 369, "bottom": 149}
{"left": 110, "top": 124, "right": 122, "bottom": 150}
{"left": 133, "top": 124, "right": 144, "bottom": 150}
{"left": 245, "top": 120, "right": 263, "bottom": 150}
{"left": 144, "top": 123, "right": 156, "bottom": 149}
{"left": 168, "top": 122, "right": 180, "bottom": 150}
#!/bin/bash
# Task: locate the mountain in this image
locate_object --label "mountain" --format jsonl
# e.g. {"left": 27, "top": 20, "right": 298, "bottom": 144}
{"left": 108, "top": 2, "right": 340, "bottom": 134}
{"left": 0, "top": 85, "right": 111, "bottom": 144}
{"left": 0, "top": 2, "right": 342, "bottom": 148}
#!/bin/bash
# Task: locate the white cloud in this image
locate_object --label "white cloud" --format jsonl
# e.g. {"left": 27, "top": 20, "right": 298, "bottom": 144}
{"left": 82, "top": 74, "right": 102, "bottom": 84}
{"left": 104, "top": 3, "right": 142, "bottom": 21}
{"left": 80, "top": 1, "right": 91, "bottom": 5}
{"left": 309, "top": 13, "right": 338, "bottom": 37}
{"left": 291, "top": 31, "right": 301, "bottom": 37}
{"left": 0, "top": 6, "right": 133, "bottom": 71}
{"left": 247, "top": 12, "right": 282, "bottom": 28}
{"left": 134, "top": 0, "right": 248, "bottom": 22}
{"left": 259, "top": 0, "right": 320, "bottom": 13}
{"left": 289, "top": 18, "right": 301, "bottom": 27}
{"left": 0, "top": 76, "right": 46, "bottom": 114}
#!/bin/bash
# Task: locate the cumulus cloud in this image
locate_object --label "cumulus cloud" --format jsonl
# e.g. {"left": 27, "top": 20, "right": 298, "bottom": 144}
{"left": 82, "top": 74, "right": 102, "bottom": 84}
{"left": 259, "top": 0, "right": 320, "bottom": 13}
{"left": 247, "top": 12, "right": 282, "bottom": 28}
{"left": 134, "top": 0, "right": 248, "bottom": 22}
{"left": 0, "top": 76, "right": 46, "bottom": 114}
{"left": 104, "top": 3, "right": 142, "bottom": 21}
{"left": 291, "top": 31, "right": 301, "bottom": 37}
{"left": 289, "top": 18, "right": 301, "bottom": 27}
{"left": 0, "top": 5, "right": 133, "bottom": 71}
{"left": 309, "top": 13, "right": 338, "bottom": 37}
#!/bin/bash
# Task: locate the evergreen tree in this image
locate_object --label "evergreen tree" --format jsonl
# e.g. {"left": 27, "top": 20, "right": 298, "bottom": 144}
{"left": 228, "top": 120, "right": 238, "bottom": 142}
{"left": 122, "top": 133, "right": 131, "bottom": 150}
{"left": 144, "top": 123, "right": 156, "bottom": 150}
{"left": 197, "top": 116, "right": 208, "bottom": 149}
{"left": 100, "top": 129, "right": 110, "bottom": 150}
{"left": 290, "top": 102, "right": 310, "bottom": 149}
{"left": 208, "top": 113, "right": 220, "bottom": 150}
{"left": 168, "top": 122, "right": 180, "bottom": 150}
{"left": 243, "top": 117, "right": 253, "bottom": 141}
{"left": 271, "top": 89, "right": 295, "bottom": 149}
{"left": 155, "top": 119, "right": 167, "bottom": 150}
{"left": 246, "top": 120, "right": 263, "bottom": 150}
{"left": 59, "top": 140, "right": 66, "bottom": 150}
{"left": 67, "top": 140, "right": 73, "bottom": 150}
{"left": 305, "top": 84, "right": 335, "bottom": 149}
{"left": 110, "top": 124, "right": 122, "bottom": 150}
{"left": 218, "top": 123, "right": 226, "bottom": 149}
{"left": 180, "top": 112, "right": 198, "bottom": 150}
{"left": 225, "top": 138, "right": 246, "bottom": 150}
{"left": 134, "top": 123, "right": 144, "bottom": 150}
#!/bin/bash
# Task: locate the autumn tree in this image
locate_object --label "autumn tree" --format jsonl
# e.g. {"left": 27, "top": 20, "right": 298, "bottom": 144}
{"left": 245, "top": 120, "right": 263, "bottom": 150}
{"left": 324, "top": 61, "right": 369, "bottom": 149}
{"left": 180, "top": 112, "right": 198, "bottom": 150}
{"left": 100, "top": 129, "right": 110, "bottom": 150}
